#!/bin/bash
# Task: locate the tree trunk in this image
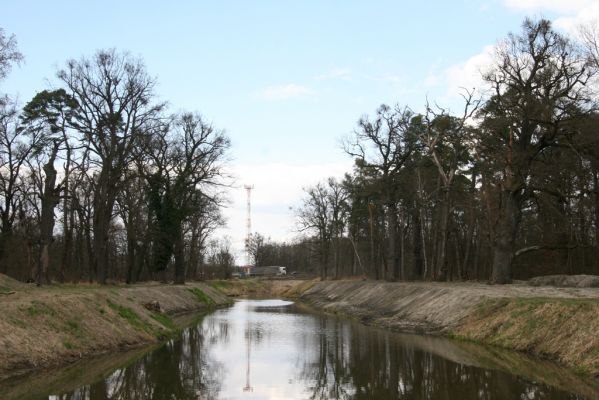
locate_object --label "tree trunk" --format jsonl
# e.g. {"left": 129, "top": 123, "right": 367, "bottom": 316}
{"left": 93, "top": 212, "right": 109, "bottom": 284}
{"left": 92, "top": 169, "right": 117, "bottom": 284}
{"left": 37, "top": 143, "right": 60, "bottom": 286}
{"left": 435, "top": 188, "right": 450, "bottom": 281}
{"left": 367, "top": 203, "right": 378, "bottom": 279}
{"left": 411, "top": 204, "right": 423, "bottom": 280}
{"left": 174, "top": 224, "right": 185, "bottom": 284}
{"left": 491, "top": 189, "right": 522, "bottom": 284}
{"left": 59, "top": 145, "right": 72, "bottom": 283}
{"left": 387, "top": 201, "right": 400, "bottom": 281}
{"left": 594, "top": 171, "right": 599, "bottom": 247}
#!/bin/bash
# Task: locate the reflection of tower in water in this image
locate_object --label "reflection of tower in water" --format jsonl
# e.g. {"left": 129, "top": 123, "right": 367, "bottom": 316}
{"left": 243, "top": 318, "right": 253, "bottom": 392}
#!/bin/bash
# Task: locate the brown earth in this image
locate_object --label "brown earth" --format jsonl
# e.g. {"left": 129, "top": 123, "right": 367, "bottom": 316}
{"left": 2, "top": 275, "right": 599, "bottom": 384}
{"left": 0, "top": 276, "right": 230, "bottom": 381}
{"left": 297, "top": 280, "right": 599, "bottom": 377}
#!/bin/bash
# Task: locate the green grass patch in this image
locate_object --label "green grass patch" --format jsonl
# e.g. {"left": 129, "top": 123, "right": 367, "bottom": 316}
{"left": 106, "top": 299, "right": 149, "bottom": 332}
{"left": 150, "top": 312, "right": 176, "bottom": 331}
{"left": 63, "top": 340, "right": 75, "bottom": 350}
{"left": 513, "top": 297, "right": 599, "bottom": 307}
{"left": 9, "top": 317, "right": 27, "bottom": 328}
{"left": 64, "top": 319, "right": 86, "bottom": 339}
{"left": 188, "top": 288, "right": 215, "bottom": 305}
{"left": 20, "top": 300, "right": 56, "bottom": 317}
{"left": 209, "top": 280, "right": 234, "bottom": 290}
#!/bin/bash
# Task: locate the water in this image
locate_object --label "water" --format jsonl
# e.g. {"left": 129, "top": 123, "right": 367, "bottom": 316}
{"left": 3, "top": 299, "right": 598, "bottom": 399}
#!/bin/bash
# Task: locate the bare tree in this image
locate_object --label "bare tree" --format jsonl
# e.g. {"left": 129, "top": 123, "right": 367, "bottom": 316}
{"left": 58, "top": 49, "right": 164, "bottom": 283}
{"left": 143, "top": 112, "right": 230, "bottom": 283}
{"left": 480, "top": 19, "right": 595, "bottom": 283}
{"left": 344, "top": 105, "right": 417, "bottom": 280}
{"left": 422, "top": 92, "right": 480, "bottom": 280}
{"left": 0, "top": 27, "right": 23, "bottom": 85}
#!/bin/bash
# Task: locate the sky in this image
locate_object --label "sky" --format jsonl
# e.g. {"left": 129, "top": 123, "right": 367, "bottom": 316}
{"left": 2, "top": 0, "right": 598, "bottom": 263}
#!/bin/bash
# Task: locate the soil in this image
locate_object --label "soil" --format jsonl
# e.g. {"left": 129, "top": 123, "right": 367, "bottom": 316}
{"left": 0, "top": 277, "right": 230, "bottom": 381}
{"left": 2, "top": 275, "right": 598, "bottom": 383}
{"left": 298, "top": 279, "right": 599, "bottom": 377}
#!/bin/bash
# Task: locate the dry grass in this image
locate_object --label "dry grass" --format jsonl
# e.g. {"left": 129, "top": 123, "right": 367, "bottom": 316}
{"left": 301, "top": 280, "right": 599, "bottom": 378}
{"left": 207, "top": 278, "right": 312, "bottom": 297}
{"left": 0, "top": 279, "right": 231, "bottom": 380}
{"left": 455, "top": 297, "right": 599, "bottom": 377}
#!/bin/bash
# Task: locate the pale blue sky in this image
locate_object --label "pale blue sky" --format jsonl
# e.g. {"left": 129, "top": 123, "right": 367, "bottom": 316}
{"left": 1, "top": 0, "right": 589, "bottom": 258}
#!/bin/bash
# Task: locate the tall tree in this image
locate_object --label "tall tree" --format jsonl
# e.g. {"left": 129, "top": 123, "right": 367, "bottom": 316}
{"left": 21, "top": 89, "right": 79, "bottom": 284}
{"left": 143, "top": 113, "right": 230, "bottom": 283}
{"left": 58, "top": 49, "right": 164, "bottom": 284}
{"left": 480, "top": 19, "right": 595, "bottom": 283}
{"left": 422, "top": 93, "right": 479, "bottom": 280}
{"left": 345, "top": 105, "right": 417, "bottom": 280}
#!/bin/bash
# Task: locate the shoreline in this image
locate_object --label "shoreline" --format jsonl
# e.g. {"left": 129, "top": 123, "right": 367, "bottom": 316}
{"left": 1, "top": 276, "right": 598, "bottom": 385}
{"left": 0, "top": 279, "right": 232, "bottom": 381}
{"left": 295, "top": 280, "right": 599, "bottom": 378}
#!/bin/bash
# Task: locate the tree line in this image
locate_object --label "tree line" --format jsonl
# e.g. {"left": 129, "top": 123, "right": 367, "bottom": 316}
{"left": 0, "top": 31, "right": 232, "bottom": 285}
{"left": 252, "top": 19, "right": 599, "bottom": 284}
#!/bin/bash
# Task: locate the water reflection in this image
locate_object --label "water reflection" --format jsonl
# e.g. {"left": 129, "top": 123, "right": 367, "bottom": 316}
{"left": 29, "top": 299, "right": 593, "bottom": 399}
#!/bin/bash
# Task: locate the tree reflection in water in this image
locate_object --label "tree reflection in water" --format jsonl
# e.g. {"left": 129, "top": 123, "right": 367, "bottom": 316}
{"left": 45, "top": 300, "right": 589, "bottom": 400}
{"left": 50, "top": 320, "right": 225, "bottom": 400}
{"left": 298, "top": 315, "right": 585, "bottom": 399}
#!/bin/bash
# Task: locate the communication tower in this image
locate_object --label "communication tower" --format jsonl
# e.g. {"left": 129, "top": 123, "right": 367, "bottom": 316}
{"left": 244, "top": 184, "right": 254, "bottom": 267}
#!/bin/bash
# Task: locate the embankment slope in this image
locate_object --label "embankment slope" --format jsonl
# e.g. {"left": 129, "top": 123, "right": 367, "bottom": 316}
{"left": 298, "top": 280, "right": 599, "bottom": 377}
{"left": 0, "top": 277, "right": 230, "bottom": 380}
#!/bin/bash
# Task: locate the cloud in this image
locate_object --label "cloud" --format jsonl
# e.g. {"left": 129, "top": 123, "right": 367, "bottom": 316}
{"left": 503, "top": 0, "right": 594, "bottom": 14}
{"left": 555, "top": 5, "right": 599, "bottom": 32}
{"left": 444, "top": 45, "right": 495, "bottom": 98}
{"left": 315, "top": 67, "right": 352, "bottom": 81}
{"left": 502, "top": 0, "right": 599, "bottom": 33}
{"left": 215, "top": 161, "right": 352, "bottom": 263}
{"left": 254, "top": 84, "right": 313, "bottom": 101}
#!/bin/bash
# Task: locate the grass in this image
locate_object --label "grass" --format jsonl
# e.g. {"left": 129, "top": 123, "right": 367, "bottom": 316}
{"left": 188, "top": 288, "right": 215, "bottom": 305}
{"left": 63, "top": 340, "right": 75, "bottom": 350}
{"left": 106, "top": 299, "right": 149, "bottom": 332}
{"left": 150, "top": 312, "right": 176, "bottom": 331}
{"left": 457, "top": 296, "right": 599, "bottom": 377}
{"left": 20, "top": 300, "right": 56, "bottom": 317}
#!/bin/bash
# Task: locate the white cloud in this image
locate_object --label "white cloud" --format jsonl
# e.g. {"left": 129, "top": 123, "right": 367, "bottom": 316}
{"left": 254, "top": 84, "right": 313, "bottom": 101}
{"left": 315, "top": 67, "right": 352, "bottom": 81}
{"left": 555, "top": 5, "right": 599, "bottom": 32}
{"left": 502, "top": 0, "right": 599, "bottom": 34}
{"left": 215, "top": 161, "right": 352, "bottom": 263}
{"left": 503, "top": 0, "right": 594, "bottom": 14}
{"left": 444, "top": 45, "right": 495, "bottom": 98}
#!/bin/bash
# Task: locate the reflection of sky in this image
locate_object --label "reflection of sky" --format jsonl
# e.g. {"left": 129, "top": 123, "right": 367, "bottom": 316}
{"left": 42, "top": 298, "right": 590, "bottom": 400}
{"left": 206, "top": 300, "right": 313, "bottom": 399}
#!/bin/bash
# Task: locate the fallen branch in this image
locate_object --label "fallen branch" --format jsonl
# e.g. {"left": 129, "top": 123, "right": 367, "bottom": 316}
{"left": 514, "top": 244, "right": 581, "bottom": 258}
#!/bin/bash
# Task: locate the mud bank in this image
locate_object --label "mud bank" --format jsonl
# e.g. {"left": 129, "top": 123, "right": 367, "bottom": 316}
{"left": 0, "top": 277, "right": 230, "bottom": 381}
{"left": 298, "top": 280, "right": 599, "bottom": 378}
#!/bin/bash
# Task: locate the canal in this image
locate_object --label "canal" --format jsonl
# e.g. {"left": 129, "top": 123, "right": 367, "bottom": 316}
{"left": 3, "top": 299, "right": 598, "bottom": 399}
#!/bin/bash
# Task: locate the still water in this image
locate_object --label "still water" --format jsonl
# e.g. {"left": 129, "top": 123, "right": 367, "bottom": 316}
{"left": 6, "top": 299, "right": 598, "bottom": 399}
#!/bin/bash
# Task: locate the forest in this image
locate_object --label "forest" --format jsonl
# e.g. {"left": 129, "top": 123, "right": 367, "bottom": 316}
{"left": 250, "top": 19, "right": 599, "bottom": 284}
{"left": 0, "top": 35, "right": 232, "bottom": 284}
{"left": 1, "top": 18, "right": 599, "bottom": 285}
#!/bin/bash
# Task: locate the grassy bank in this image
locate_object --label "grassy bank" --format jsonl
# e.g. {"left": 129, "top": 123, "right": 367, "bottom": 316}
{"left": 454, "top": 297, "right": 599, "bottom": 376}
{"left": 0, "top": 275, "right": 230, "bottom": 381}
{"left": 2, "top": 275, "right": 598, "bottom": 383}
{"left": 298, "top": 280, "right": 599, "bottom": 378}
